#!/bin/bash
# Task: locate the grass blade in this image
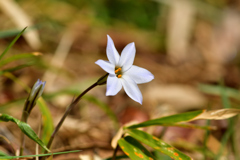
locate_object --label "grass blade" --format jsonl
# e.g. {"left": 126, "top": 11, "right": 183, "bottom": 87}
{"left": 215, "top": 80, "right": 235, "bottom": 159}
{"left": 127, "top": 110, "right": 204, "bottom": 129}
{"left": 37, "top": 98, "right": 54, "bottom": 147}
{"left": 0, "top": 63, "right": 33, "bottom": 76}
{"left": 118, "top": 136, "right": 155, "bottom": 160}
{"left": 0, "top": 113, "right": 50, "bottom": 152}
{"left": 0, "top": 52, "right": 41, "bottom": 67}
{"left": 198, "top": 84, "right": 240, "bottom": 101}
{"left": 0, "top": 27, "right": 27, "bottom": 61}
{"left": 0, "top": 28, "right": 24, "bottom": 39}
{"left": 0, "top": 150, "right": 80, "bottom": 159}
{"left": 126, "top": 129, "right": 192, "bottom": 160}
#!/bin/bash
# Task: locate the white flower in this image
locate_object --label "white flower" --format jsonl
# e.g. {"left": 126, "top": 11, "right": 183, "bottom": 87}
{"left": 95, "top": 35, "right": 154, "bottom": 104}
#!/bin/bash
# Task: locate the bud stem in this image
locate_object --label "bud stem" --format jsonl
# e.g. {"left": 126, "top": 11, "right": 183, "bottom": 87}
{"left": 20, "top": 80, "right": 45, "bottom": 156}
{"left": 46, "top": 82, "right": 98, "bottom": 149}
{"left": 41, "top": 74, "right": 108, "bottom": 160}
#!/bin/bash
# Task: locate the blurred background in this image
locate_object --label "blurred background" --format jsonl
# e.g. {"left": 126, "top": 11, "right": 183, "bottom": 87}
{"left": 1, "top": 0, "right": 240, "bottom": 159}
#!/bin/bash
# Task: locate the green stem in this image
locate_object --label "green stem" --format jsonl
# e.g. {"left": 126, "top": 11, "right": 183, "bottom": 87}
{"left": 19, "top": 110, "right": 29, "bottom": 156}
{"left": 40, "top": 74, "right": 108, "bottom": 160}
{"left": 20, "top": 84, "right": 42, "bottom": 155}
{"left": 46, "top": 82, "right": 98, "bottom": 150}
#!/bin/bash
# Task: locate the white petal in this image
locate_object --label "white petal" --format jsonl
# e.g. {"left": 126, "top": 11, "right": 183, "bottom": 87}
{"left": 107, "top": 35, "right": 120, "bottom": 65}
{"left": 125, "top": 65, "right": 154, "bottom": 84}
{"left": 95, "top": 60, "right": 115, "bottom": 74}
{"left": 121, "top": 75, "right": 143, "bottom": 104}
{"left": 106, "top": 75, "right": 122, "bottom": 96}
{"left": 118, "top": 42, "right": 136, "bottom": 72}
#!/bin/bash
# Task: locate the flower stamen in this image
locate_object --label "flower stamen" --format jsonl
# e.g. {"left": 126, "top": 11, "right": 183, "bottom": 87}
{"left": 115, "top": 67, "right": 122, "bottom": 78}
{"left": 115, "top": 68, "right": 121, "bottom": 73}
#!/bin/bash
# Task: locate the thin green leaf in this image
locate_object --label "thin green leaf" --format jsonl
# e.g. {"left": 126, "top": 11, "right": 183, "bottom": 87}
{"left": 37, "top": 98, "right": 54, "bottom": 146}
{"left": 0, "top": 29, "right": 24, "bottom": 39}
{"left": 162, "top": 123, "right": 215, "bottom": 130}
{"left": 0, "top": 113, "right": 50, "bottom": 152}
{"left": 0, "top": 151, "right": 8, "bottom": 156}
{"left": 0, "top": 53, "right": 40, "bottom": 67}
{"left": 118, "top": 136, "right": 155, "bottom": 160}
{"left": 126, "top": 129, "right": 192, "bottom": 160}
{"left": 229, "top": 118, "right": 240, "bottom": 160}
{"left": 0, "top": 63, "right": 33, "bottom": 76}
{"left": 203, "top": 119, "right": 210, "bottom": 160}
{"left": 220, "top": 80, "right": 231, "bottom": 109}
{"left": 216, "top": 80, "right": 235, "bottom": 160}
{"left": 0, "top": 26, "right": 38, "bottom": 39}
{"left": 0, "top": 150, "right": 80, "bottom": 159}
{"left": 0, "top": 27, "right": 27, "bottom": 61}
{"left": 127, "top": 110, "right": 204, "bottom": 129}
{"left": 198, "top": 84, "right": 240, "bottom": 101}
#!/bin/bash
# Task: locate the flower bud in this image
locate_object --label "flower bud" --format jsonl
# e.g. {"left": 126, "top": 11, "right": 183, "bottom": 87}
{"left": 25, "top": 79, "right": 46, "bottom": 114}
{"left": 29, "top": 79, "right": 46, "bottom": 102}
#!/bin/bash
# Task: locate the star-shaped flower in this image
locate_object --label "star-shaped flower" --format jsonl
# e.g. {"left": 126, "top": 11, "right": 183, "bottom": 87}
{"left": 95, "top": 35, "right": 154, "bottom": 104}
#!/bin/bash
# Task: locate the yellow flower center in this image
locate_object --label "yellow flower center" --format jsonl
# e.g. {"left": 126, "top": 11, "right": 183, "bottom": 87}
{"left": 115, "top": 67, "right": 122, "bottom": 78}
